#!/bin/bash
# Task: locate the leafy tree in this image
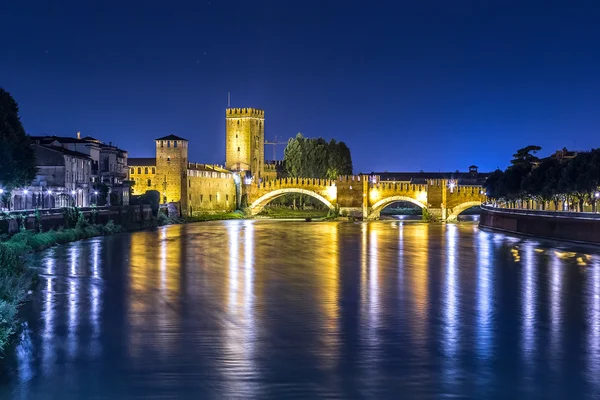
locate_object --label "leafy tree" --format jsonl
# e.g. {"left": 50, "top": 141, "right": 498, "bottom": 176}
{"left": 0, "top": 88, "right": 37, "bottom": 207}
{"left": 283, "top": 133, "right": 353, "bottom": 179}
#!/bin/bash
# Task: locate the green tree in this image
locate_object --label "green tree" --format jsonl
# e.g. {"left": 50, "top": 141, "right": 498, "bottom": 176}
{"left": 284, "top": 133, "right": 353, "bottom": 179}
{"left": 0, "top": 88, "right": 37, "bottom": 207}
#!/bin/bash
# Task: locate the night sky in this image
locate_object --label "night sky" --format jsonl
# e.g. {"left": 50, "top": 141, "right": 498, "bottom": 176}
{"left": 2, "top": 1, "right": 599, "bottom": 173}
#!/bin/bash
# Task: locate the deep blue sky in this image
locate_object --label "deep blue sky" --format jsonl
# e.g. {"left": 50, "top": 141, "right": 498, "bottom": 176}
{"left": 2, "top": 0, "right": 599, "bottom": 173}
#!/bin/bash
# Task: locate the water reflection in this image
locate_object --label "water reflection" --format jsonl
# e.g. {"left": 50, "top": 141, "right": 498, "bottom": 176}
{"left": 588, "top": 257, "right": 600, "bottom": 393}
{"left": 3, "top": 221, "right": 600, "bottom": 399}
{"left": 522, "top": 243, "right": 537, "bottom": 365}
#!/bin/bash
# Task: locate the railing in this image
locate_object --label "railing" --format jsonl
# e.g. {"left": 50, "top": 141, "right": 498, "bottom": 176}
{"left": 481, "top": 204, "right": 600, "bottom": 220}
{"left": 0, "top": 206, "right": 114, "bottom": 218}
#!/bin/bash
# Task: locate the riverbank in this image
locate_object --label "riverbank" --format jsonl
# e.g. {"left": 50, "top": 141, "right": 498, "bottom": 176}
{"left": 257, "top": 206, "right": 329, "bottom": 219}
{"left": 0, "top": 209, "right": 244, "bottom": 354}
{"left": 480, "top": 205, "right": 600, "bottom": 245}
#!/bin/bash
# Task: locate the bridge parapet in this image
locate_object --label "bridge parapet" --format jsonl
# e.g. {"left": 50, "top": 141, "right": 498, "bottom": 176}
{"left": 242, "top": 175, "right": 487, "bottom": 220}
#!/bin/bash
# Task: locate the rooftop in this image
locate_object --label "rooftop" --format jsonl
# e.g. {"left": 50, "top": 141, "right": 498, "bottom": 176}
{"left": 40, "top": 145, "right": 92, "bottom": 159}
{"left": 127, "top": 158, "right": 156, "bottom": 167}
{"left": 188, "top": 163, "right": 231, "bottom": 173}
{"left": 155, "top": 134, "right": 188, "bottom": 141}
{"left": 374, "top": 170, "right": 490, "bottom": 185}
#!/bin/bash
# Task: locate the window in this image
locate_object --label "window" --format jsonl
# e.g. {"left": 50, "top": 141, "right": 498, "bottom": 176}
{"left": 209, "top": 194, "right": 212, "bottom": 202}
{"left": 147, "top": 179, "right": 152, "bottom": 187}
{"left": 200, "top": 195, "right": 203, "bottom": 203}
{"left": 167, "top": 141, "right": 171, "bottom": 148}
{"left": 160, "top": 141, "right": 164, "bottom": 147}
{"left": 237, "top": 147, "right": 240, "bottom": 152}
{"left": 174, "top": 141, "right": 178, "bottom": 148}
{"left": 235, "top": 134, "right": 238, "bottom": 138}
{"left": 152, "top": 167, "right": 155, "bottom": 174}
{"left": 188, "top": 180, "right": 191, "bottom": 187}
{"left": 144, "top": 167, "right": 148, "bottom": 174}
{"left": 130, "top": 167, "right": 134, "bottom": 174}
{"left": 167, "top": 157, "right": 171, "bottom": 162}
{"left": 226, "top": 194, "right": 229, "bottom": 201}
{"left": 138, "top": 167, "right": 141, "bottom": 174}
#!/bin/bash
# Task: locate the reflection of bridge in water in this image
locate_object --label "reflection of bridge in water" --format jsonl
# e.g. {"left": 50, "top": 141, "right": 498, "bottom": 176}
{"left": 244, "top": 175, "right": 487, "bottom": 221}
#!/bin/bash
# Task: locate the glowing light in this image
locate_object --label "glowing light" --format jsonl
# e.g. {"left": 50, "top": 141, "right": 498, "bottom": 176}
{"left": 596, "top": 192, "right": 600, "bottom": 198}
{"left": 94, "top": 191, "right": 98, "bottom": 195}
{"left": 47, "top": 190, "right": 52, "bottom": 194}
{"left": 0, "top": 188, "right": 3, "bottom": 194}
{"left": 244, "top": 177, "right": 253, "bottom": 185}
{"left": 326, "top": 183, "right": 337, "bottom": 199}
{"left": 23, "top": 189, "right": 29, "bottom": 194}
{"left": 369, "top": 188, "right": 379, "bottom": 202}
{"left": 71, "top": 190, "right": 76, "bottom": 195}
{"left": 78, "top": 189, "right": 82, "bottom": 193}
{"left": 417, "top": 191, "right": 427, "bottom": 203}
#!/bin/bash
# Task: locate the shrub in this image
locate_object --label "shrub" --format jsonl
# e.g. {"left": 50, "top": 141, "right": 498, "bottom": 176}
{"left": 63, "top": 207, "right": 79, "bottom": 228}
{"left": 75, "top": 212, "right": 89, "bottom": 232}
{"left": 421, "top": 208, "right": 439, "bottom": 222}
{"left": 103, "top": 219, "right": 121, "bottom": 235}
{"left": 156, "top": 211, "right": 169, "bottom": 226}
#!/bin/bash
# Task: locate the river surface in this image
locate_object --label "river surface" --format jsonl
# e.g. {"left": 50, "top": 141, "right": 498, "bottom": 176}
{"left": 1, "top": 220, "right": 600, "bottom": 399}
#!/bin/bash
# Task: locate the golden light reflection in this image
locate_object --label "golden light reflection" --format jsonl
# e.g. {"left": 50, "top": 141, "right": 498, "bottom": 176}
{"left": 313, "top": 222, "right": 340, "bottom": 370}
{"left": 128, "top": 226, "right": 182, "bottom": 359}
{"left": 221, "top": 221, "right": 258, "bottom": 397}
{"left": 411, "top": 224, "right": 429, "bottom": 332}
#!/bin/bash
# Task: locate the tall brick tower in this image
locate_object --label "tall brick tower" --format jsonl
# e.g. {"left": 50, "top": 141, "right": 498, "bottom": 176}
{"left": 155, "top": 134, "right": 188, "bottom": 208}
{"left": 225, "top": 108, "right": 265, "bottom": 179}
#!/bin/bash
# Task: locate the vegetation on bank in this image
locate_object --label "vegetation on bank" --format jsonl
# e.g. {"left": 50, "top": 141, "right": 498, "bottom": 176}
{"left": 485, "top": 146, "right": 600, "bottom": 211}
{"left": 258, "top": 206, "right": 329, "bottom": 219}
{"left": 0, "top": 88, "right": 38, "bottom": 209}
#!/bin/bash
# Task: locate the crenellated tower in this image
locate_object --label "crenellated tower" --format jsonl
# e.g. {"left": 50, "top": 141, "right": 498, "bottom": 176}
{"left": 155, "top": 134, "right": 189, "bottom": 207}
{"left": 225, "top": 108, "right": 265, "bottom": 179}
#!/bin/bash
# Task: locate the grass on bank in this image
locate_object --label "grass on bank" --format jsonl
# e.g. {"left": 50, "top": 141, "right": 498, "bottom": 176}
{"left": 257, "top": 206, "right": 329, "bottom": 219}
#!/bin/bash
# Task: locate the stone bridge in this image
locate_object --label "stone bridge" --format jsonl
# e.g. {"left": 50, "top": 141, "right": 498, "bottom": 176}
{"left": 243, "top": 175, "right": 486, "bottom": 220}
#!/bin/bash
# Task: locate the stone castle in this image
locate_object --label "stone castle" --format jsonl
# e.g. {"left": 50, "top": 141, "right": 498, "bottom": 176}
{"left": 127, "top": 107, "right": 487, "bottom": 219}
{"left": 128, "top": 108, "right": 269, "bottom": 216}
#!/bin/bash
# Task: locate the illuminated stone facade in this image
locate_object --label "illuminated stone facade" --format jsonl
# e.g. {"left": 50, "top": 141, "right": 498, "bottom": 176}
{"left": 245, "top": 176, "right": 486, "bottom": 220}
{"left": 128, "top": 134, "right": 236, "bottom": 216}
{"left": 225, "top": 108, "right": 265, "bottom": 179}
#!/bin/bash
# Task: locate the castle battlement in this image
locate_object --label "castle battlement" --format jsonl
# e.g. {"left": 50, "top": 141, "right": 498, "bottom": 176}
{"left": 226, "top": 108, "right": 265, "bottom": 118}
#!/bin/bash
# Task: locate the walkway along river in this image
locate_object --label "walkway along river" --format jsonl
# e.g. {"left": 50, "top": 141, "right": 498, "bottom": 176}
{"left": 1, "top": 220, "right": 600, "bottom": 399}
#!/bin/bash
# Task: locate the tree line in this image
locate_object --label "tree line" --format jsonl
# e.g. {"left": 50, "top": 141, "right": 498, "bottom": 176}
{"left": 283, "top": 133, "right": 353, "bottom": 179}
{"left": 0, "top": 88, "right": 37, "bottom": 206}
{"left": 485, "top": 145, "right": 600, "bottom": 212}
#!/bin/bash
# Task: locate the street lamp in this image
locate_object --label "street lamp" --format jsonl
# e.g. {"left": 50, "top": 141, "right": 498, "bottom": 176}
{"left": 94, "top": 191, "right": 98, "bottom": 205}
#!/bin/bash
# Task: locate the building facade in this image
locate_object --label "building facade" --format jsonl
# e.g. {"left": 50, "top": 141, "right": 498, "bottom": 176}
{"left": 30, "top": 133, "right": 130, "bottom": 205}
{"left": 9, "top": 144, "right": 93, "bottom": 210}
{"left": 128, "top": 134, "right": 237, "bottom": 216}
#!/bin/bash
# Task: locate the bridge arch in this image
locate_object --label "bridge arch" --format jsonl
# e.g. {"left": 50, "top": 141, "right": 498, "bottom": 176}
{"left": 368, "top": 196, "right": 427, "bottom": 220}
{"left": 248, "top": 188, "right": 336, "bottom": 216}
{"left": 447, "top": 201, "right": 482, "bottom": 221}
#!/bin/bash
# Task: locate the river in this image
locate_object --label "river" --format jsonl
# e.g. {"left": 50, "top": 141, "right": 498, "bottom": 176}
{"left": 1, "top": 220, "right": 599, "bottom": 399}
